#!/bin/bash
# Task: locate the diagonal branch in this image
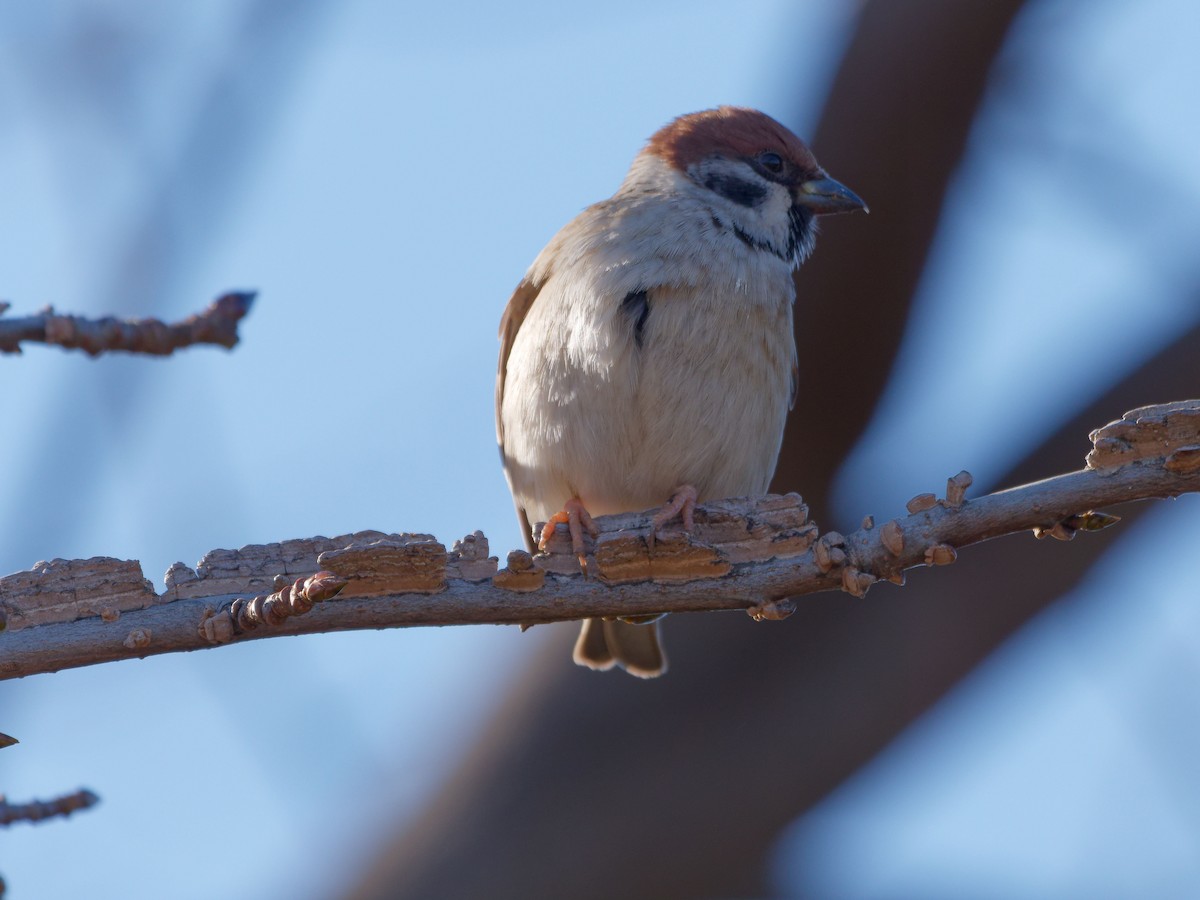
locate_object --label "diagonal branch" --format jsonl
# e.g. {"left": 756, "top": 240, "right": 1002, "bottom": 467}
{"left": 1, "top": 401, "right": 1197, "bottom": 682}
{"left": 0, "top": 291, "right": 256, "bottom": 356}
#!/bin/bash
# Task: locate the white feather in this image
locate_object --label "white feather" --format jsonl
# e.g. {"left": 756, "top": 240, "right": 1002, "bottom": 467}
{"left": 500, "top": 154, "right": 799, "bottom": 523}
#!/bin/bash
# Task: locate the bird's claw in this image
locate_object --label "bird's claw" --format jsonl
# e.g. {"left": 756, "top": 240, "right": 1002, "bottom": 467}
{"left": 539, "top": 497, "right": 599, "bottom": 571}
{"left": 648, "top": 485, "right": 699, "bottom": 550}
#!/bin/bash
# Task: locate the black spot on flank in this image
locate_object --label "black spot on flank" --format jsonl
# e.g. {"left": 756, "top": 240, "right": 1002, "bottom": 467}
{"left": 621, "top": 290, "right": 650, "bottom": 347}
{"left": 702, "top": 172, "right": 769, "bottom": 208}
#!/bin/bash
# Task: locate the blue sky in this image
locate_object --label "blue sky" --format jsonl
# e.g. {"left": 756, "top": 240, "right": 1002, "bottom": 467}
{"left": 1, "top": 2, "right": 1198, "bottom": 898}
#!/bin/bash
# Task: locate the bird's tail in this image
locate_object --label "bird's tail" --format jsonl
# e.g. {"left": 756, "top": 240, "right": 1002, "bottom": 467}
{"left": 573, "top": 618, "right": 667, "bottom": 678}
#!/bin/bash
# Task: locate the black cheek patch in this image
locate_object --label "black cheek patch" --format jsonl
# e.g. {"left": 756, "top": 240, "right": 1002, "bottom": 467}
{"left": 621, "top": 290, "right": 651, "bottom": 348}
{"left": 787, "top": 206, "right": 816, "bottom": 261}
{"left": 702, "top": 172, "right": 769, "bottom": 208}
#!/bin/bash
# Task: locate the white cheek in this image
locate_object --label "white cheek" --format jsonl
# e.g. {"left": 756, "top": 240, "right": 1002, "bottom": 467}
{"left": 726, "top": 180, "right": 791, "bottom": 234}
{"left": 761, "top": 183, "right": 793, "bottom": 222}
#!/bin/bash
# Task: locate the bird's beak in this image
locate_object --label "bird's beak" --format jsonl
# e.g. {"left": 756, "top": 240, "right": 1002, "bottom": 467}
{"left": 795, "top": 175, "right": 868, "bottom": 215}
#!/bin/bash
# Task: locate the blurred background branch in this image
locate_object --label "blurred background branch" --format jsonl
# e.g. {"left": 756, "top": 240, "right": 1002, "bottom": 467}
{"left": 0, "top": 788, "right": 99, "bottom": 828}
{"left": 348, "top": 2, "right": 1200, "bottom": 899}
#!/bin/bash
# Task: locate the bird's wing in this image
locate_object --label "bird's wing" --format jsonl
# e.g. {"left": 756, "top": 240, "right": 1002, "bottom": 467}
{"left": 496, "top": 275, "right": 544, "bottom": 448}
{"left": 497, "top": 275, "right": 546, "bottom": 553}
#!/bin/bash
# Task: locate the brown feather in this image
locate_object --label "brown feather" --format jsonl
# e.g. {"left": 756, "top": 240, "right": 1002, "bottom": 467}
{"left": 497, "top": 276, "right": 547, "bottom": 554}
{"left": 495, "top": 276, "right": 544, "bottom": 451}
{"left": 516, "top": 506, "right": 535, "bottom": 555}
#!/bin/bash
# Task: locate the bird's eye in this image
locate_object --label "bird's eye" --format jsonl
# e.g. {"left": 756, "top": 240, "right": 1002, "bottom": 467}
{"left": 758, "top": 151, "right": 785, "bottom": 174}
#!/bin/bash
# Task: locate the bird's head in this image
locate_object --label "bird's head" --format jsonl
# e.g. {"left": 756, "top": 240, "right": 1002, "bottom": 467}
{"left": 639, "top": 106, "right": 866, "bottom": 266}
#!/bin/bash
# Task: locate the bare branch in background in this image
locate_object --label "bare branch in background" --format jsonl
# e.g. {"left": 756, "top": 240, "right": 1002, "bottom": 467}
{"left": 0, "top": 789, "right": 99, "bottom": 827}
{"left": 0, "top": 743, "right": 89, "bottom": 896}
{"left": 2, "top": 401, "right": 1197, "bottom": 682}
{"left": 0, "top": 291, "right": 256, "bottom": 357}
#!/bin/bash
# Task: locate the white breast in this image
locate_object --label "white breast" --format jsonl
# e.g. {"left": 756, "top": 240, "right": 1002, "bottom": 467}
{"left": 500, "top": 160, "right": 798, "bottom": 523}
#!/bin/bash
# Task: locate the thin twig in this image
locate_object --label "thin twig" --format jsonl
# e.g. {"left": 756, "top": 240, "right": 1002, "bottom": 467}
{"left": 0, "top": 291, "right": 256, "bottom": 356}
{"left": 0, "top": 789, "right": 99, "bottom": 827}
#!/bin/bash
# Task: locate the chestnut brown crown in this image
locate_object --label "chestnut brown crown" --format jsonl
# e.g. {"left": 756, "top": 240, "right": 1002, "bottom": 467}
{"left": 645, "top": 106, "right": 821, "bottom": 183}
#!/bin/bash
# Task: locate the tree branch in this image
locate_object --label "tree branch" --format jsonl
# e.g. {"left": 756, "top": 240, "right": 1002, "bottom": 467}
{"left": 0, "top": 789, "right": 99, "bottom": 827}
{"left": 1, "top": 401, "right": 1197, "bottom": 681}
{"left": 0, "top": 291, "right": 255, "bottom": 356}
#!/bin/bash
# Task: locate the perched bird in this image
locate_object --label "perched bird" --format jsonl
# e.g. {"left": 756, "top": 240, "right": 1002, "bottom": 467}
{"left": 496, "top": 106, "right": 865, "bottom": 677}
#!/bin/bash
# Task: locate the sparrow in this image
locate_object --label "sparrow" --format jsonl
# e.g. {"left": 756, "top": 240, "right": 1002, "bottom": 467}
{"left": 496, "top": 106, "right": 865, "bottom": 677}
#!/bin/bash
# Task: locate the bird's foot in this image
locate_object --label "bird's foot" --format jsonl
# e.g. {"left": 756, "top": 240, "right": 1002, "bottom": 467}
{"left": 648, "top": 484, "right": 698, "bottom": 550}
{"left": 539, "top": 497, "right": 599, "bottom": 570}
